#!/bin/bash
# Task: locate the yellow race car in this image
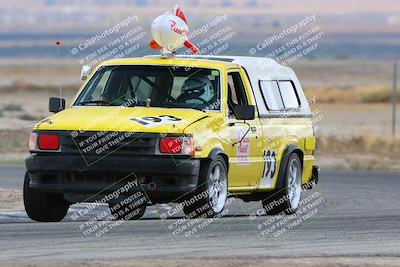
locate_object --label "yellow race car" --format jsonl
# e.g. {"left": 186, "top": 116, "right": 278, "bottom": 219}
{"left": 24, "top": 55, "right": 319, "bottom": 222}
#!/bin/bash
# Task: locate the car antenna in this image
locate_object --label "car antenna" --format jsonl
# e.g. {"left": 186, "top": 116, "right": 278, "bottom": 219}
{"left": 231, "top": 121, "right": 251, "bottom": 146}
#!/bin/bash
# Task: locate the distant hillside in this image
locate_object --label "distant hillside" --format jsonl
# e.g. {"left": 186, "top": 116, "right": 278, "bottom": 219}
{"left": 1, "top": 0, "right": 400, "bottom": 59}
{"left": 1, "top": 0, "right": 400, "bottom": 34}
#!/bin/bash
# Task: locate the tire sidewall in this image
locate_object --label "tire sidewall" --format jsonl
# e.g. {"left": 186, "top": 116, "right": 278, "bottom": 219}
{"left": 284, "top": 153, "right": 302, "bottom": 213}
{"left": 183, "top": 156, "right": 228, "bottom": 218}
{"left": 204, "top": 157, "right": 228, "bottom": 215}
{"left": 23, "top": 172, "right": 69, "bottom": 222}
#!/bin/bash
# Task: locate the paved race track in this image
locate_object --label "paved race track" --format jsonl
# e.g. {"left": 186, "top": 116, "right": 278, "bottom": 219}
{"left": 0, "top": 166, "right": 399, "bottom": 262}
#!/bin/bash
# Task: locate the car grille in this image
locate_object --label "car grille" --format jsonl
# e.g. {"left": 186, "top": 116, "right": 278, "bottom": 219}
{"left": 59, "top": 131, "right": 158, "bottom": 156}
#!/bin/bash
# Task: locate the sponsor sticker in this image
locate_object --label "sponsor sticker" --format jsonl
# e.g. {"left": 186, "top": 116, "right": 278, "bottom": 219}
{"left": 236, "top": 130, "right": 250, "bottom": 166}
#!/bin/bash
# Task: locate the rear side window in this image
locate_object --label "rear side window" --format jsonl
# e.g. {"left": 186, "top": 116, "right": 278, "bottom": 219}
{"left": 259, "top": 80, "right": 284, "bottom": 110}
{"left": 259, "top": 80, "right": 300, "bottom": 111}
{"left": 278, "top": 81, "right": 299, "bottom": 109}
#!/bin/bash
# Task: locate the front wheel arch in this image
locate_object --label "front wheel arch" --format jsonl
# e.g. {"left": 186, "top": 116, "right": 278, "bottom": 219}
{"left": 207, "top": 148, "right": 229, "bottom": 173}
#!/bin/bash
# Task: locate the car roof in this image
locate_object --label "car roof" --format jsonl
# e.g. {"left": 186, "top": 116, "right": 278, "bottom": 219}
{"left": 175, "top": 54, "right": 280, "bottom": 67}
{"left": 146, "top": 54, "right": 295, "bottom": 79}
{"left": 102, "top": 55, "right": 292, "bottom": 76}
{"left": 101, "top": 56, "right": 239, "bottom": 69}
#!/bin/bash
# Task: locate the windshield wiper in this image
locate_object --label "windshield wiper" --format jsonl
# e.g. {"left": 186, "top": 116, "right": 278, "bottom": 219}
{"left": 77, "top": 100, "right": 110, "bottom": 106}
{"left": 157, "top": 103, "right": 205, "bottom": 111}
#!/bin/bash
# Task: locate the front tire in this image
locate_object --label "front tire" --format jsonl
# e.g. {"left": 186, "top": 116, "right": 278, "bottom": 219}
{"left": 182, "top": 156, "right": 228, "bottom": 218}
{"left": 262, "top": 153, "right": 302, "bottom": 215}
{"left": 23, "top": 172, "right": 70, "bottom": 222}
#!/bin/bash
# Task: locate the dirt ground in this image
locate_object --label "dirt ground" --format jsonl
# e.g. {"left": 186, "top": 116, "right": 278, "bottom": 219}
{"left": 1, "top": 258, "right": 400, "bottom": 267}
{"left": 0, "top": 190, "right": 23, "bottom": 211}
{"left": 313, "top": 103, "right": 399, "bottom": 138}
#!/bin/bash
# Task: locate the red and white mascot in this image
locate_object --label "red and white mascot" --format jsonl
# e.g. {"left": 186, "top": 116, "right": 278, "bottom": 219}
{"left": 149, "top": 5, "right": 199, "bottom": 56}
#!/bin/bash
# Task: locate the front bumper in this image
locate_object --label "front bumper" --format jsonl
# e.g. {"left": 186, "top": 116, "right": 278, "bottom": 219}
{"left": 25, "top": 153, "right": 200, "bottom": 203}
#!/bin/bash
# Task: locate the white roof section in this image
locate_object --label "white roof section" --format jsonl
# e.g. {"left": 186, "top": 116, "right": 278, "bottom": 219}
{"left": 146, "top": 53, "right": 297, "bottom": 78}
{"left": 174, "top": 55, "right": 295, "bottom": 80}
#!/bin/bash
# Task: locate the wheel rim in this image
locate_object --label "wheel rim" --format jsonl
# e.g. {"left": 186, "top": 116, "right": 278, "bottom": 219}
{"left": 208, "top": 163, "right": 227, "bottom": 213}
{"left": 288, "top": 158, "right": 301, "bottom": 209}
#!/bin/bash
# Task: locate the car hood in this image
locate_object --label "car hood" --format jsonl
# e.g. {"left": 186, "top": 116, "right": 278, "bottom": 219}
{"left": 34, "top": 106, "right": 210, "bottom": 134}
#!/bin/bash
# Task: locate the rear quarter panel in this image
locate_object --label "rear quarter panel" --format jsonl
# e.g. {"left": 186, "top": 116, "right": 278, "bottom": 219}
{"left": 260, "top": 116, "right": 315, "bottom": 190}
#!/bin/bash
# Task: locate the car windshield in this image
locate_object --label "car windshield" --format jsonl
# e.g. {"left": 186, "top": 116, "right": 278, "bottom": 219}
{"left": 74, "top": 65, "right": 221, "bottom": 111}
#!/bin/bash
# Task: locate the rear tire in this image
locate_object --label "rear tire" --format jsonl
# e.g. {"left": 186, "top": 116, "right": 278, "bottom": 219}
{"left": 23, "top": 172, "right": 70, "bottom": 222}
{"left": 262, "top": 153, "right": 302, "bottom": 215}
{"left": 182, "top": 156, "right": 228, "bottom": 218}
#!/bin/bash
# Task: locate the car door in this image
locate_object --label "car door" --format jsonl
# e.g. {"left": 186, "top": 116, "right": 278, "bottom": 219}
{"left": 222, "top": 70, "right": 264, "bottom": 187}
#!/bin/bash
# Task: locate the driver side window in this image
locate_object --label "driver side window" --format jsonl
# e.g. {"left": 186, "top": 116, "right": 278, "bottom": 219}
{"left": 79, "top": 69, "right": 112, "bottom": 102}
{"left": 227, "top": 72, "right": 248, "bottom": 116}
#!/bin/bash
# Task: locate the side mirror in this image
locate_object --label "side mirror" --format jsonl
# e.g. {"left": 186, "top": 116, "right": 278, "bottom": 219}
{"left": 49, "top": 97, "right": 65, "bottom": 113}
{"left": 233, "top": 105, "right": 255, "bottom": 120}
{"left": 80, "top": 65, "right": 91, "bottom": 81}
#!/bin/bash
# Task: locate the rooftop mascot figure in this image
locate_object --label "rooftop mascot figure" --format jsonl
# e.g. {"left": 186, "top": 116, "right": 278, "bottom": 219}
{"left": 149, "top": 5, "right": 199, "bottom": 56}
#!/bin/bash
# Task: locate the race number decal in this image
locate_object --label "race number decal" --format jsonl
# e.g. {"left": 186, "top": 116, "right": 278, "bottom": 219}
{"left": 131, "top": 115, "right": 184, "bottom": 127}
{"left": 260, "top": 150, "right": 276, "bottom": 188}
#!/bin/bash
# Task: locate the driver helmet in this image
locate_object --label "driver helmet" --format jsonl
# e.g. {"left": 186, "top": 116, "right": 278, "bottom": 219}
{"left": 181, "top": 77, "right": 215, "bottom": 104}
